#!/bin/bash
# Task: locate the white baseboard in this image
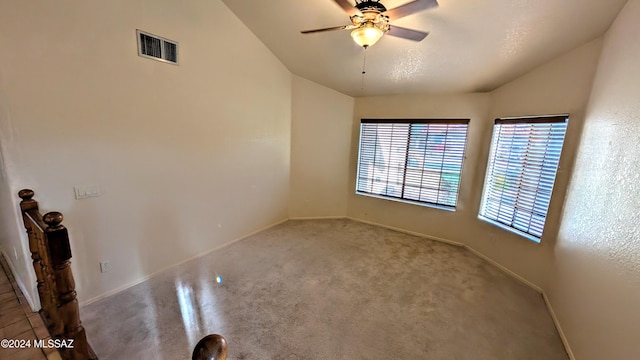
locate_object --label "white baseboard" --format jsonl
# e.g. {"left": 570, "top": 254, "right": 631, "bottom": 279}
{"left": 543, "top": 292, "right": 575, "bottom": 360}
{"left": 466, "top": 242, "right": 575, "bottom": 359}
{"left": 0, "top": 249, "right": 39, "bottom": 311}
{"left": 463, "top": 246, "right": 543, "bottom": 293}
{"left": 80, "top": 218, "right": 289, "bottom": 307}
{"left": 345, "top": 217, "right": 465, "bottom": 247}
{"left": 289, "top": 216, "right": 347, "bottom": 221}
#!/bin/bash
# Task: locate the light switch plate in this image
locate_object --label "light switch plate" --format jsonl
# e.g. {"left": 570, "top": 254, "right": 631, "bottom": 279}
{"left": 74, "top": 185, "right": 101, "bottom": 200}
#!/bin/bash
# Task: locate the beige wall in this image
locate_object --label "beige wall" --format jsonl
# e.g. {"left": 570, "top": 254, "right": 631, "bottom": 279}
{"left": 347, "top": 37, "right": 603, "bottom": 290}
{"left": 1, "top": 1, "right": 637, "bottom": 357}
{"left": 0, "top": 0, "right": 292, "bottom": 303}
{"left": 290, "top": 76, "right": 354, "bottom": 218}
{"left": 549, "top": 0, "right": 640, "bottom": 358}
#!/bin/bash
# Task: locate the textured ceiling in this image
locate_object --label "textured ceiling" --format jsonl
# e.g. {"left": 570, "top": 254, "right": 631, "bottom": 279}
{"left": 221, "top": 0, "right": 628, "bottom": 97}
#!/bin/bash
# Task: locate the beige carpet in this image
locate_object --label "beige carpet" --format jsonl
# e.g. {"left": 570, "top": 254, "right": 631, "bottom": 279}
{"left": 82, "top": 219, "right": 568, "bottom": 359}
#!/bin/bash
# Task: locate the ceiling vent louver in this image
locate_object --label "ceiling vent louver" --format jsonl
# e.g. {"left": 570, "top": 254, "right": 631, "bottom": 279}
{"left": 136, "top": 30, "right": 178, "bottom": 65}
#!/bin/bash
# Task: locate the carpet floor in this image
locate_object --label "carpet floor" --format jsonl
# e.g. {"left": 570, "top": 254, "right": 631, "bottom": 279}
{"left": 81, "top": 219, "right": 568, "bottom": 359}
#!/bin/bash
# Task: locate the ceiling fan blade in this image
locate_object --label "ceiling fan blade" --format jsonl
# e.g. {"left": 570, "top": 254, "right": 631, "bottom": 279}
{"left": 387, "top": 25, "right": 429, "bottom": 41}
{"left": 301, "top": 25, "right": 355, "bottom": 34}
{"left": 384, "top": 0, "right": 438, "bottom": 20}
{"left": 333, "top": 0, "right": 360, "bottom": 16}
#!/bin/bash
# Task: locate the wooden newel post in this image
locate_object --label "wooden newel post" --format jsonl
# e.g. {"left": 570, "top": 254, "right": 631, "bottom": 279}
{"left": 18, "top": 189, "right": 37, "bottom": 210}
{"left": 18, "top": 189, "right": 60, "bottom": 333}
{"left": 18, "top": 189, "right": 97, "bottom": 359}
{"left": 18, "top": 190, "right": 45, "bottom": 303}
{"left": 43, "top": 212, "right": 92, "bottom": 360}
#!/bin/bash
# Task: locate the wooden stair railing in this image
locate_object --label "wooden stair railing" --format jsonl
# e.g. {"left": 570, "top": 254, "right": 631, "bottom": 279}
{"left": 18, "top": 189, "right": 98, "bottom": 360}
{"left": 192, "top": 334, "right": 228, "bottom": 360}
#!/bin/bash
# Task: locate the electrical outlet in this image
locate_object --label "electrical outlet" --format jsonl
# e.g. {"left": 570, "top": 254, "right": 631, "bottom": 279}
{"left": 100, "top": 261, "right": 111, "bottom": 273}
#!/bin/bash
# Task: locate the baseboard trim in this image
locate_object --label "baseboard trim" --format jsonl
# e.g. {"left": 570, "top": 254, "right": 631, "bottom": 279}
{"left": 0, "top": 249, "right": 39, "bottom": 311}
{"left": 463, "top": 246, "right": 543, "bottom": 293}
{"left": 289, "top": 216, "right": 347, "bottom": 221}
{"left": 346, "top": 217, "right": 465, "bottom": 247}
{"left": 543, "top": 292, "right": 575, "bottom": 360}
{"left": 466, "top": 241, "right": 575, "bottom": 358}
{"left": 80, "top": 218, "right": 289, "bottom": 307}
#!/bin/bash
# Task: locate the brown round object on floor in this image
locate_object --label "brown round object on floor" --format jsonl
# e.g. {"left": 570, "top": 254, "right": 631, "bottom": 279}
{"left": 192, "top": 334, "right": 228, "bottom": 360}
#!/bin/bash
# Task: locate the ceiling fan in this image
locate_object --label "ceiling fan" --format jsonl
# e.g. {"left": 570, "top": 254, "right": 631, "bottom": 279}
{"left": 301, "top": 0, "right": 439, "bottom": 48}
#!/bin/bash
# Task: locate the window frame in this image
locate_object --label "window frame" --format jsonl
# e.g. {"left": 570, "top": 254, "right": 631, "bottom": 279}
{"left": 478, "top": 115, "right": 569, "bottom": 243}
{"left": 355, "top": 118, "right": 470, "bottom": 211}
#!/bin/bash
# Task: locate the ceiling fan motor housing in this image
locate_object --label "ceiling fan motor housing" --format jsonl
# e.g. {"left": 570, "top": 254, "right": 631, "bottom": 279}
{"left": 355, "top": 0, "right": 387, "bottom": 13}
{"left": 300, "top": 0, "right": 434, "bottom": 45}
{"left": 351, "top": 0, "right": 390, "bottom": 33}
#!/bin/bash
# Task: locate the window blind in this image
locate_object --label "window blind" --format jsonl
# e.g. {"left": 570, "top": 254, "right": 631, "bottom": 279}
{"left": 356, "top": 119, "right": 469, "bottom": 209}
{"left": 479, "top": 116, "right": 568, "bottom": 241}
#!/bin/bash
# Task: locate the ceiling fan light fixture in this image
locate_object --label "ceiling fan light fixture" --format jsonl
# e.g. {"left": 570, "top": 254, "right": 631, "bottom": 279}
{"left": 351, "top": 23, "right": 384, "bottom": 48}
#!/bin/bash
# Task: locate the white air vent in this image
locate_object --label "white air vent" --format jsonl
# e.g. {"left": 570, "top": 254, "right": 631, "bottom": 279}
{"left": 136, "top": 30, "right": 178, "bottom": 65}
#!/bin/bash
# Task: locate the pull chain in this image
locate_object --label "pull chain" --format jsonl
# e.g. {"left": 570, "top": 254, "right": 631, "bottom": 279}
{"left": 360, "top": 46, "right": 368, "bottom": 91}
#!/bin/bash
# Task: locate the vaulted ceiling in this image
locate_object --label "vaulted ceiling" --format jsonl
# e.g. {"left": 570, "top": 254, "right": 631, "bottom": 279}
{"left": 221, "top": 0, "right": 628, "bottom": 96}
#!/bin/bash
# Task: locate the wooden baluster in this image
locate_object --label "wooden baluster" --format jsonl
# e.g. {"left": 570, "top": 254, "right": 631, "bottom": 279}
{"left": 192, "top": 334, "right": 228, "bottom": 360}
{"left": 18, "top": 190, "right": 59, "bottom": 331}
{"left": 18, "top": 190, "right": 46, "bottom": 307}
{"left": 44, "top": 212, "right": 93, "bottom": 360}
{"left": 37, "top": 222, "right": 65, "bottom": 337}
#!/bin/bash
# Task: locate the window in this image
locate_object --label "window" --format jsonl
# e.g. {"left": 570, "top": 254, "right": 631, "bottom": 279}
{"left": 356, "top": 119, "right": 469, "bottom": 209}
{"left": 479, "top": 116, "right": 568, "bottom": 242}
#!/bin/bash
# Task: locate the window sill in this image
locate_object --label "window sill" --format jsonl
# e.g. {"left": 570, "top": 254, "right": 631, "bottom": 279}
{"left": 477, "top": 216, "right": 541, "bottom": 243}
{"left": 355, "top": 191, "right": 456, "bottom": 212}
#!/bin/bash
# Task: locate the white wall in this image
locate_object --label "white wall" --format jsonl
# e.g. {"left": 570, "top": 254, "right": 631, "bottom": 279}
{"left": 0, "top": 0, "right": 292, "bottom": 303}
{"left": 550, "top": 0, "right": 640, "bottom": 358}
{"left": 486, "top": 38, "right": 603, "bottom": 290}
{"left": 290, "top": 76, "right": 354, "bottom": 218}
{"left": 0, "top": 71, "right": 39, "bottom": 308}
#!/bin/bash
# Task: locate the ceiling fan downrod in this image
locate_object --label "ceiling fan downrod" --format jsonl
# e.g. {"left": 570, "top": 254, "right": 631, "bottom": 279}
{"left": 361, "top": 47, "right": 368, "bottom": 91}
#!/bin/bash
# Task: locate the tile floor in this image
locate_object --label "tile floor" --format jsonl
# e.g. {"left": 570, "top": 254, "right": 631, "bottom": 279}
{"left": 0, "top": 255, "right": 61, "bottom": 360}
